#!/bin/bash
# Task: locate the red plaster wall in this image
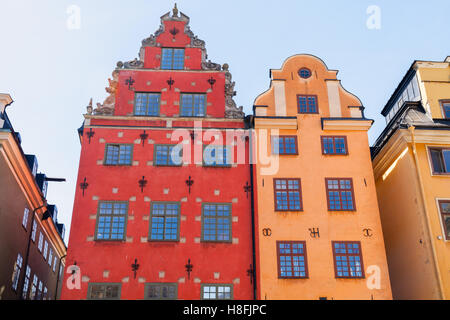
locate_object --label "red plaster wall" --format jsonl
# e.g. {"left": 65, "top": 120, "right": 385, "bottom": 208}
{"left": 61, "top": 15, "right": 253, "bottom": 300}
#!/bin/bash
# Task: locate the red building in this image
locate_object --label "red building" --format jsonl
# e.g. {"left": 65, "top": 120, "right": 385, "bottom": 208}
{"left": 61, "top": 6, "right": 254, "bottom": 300}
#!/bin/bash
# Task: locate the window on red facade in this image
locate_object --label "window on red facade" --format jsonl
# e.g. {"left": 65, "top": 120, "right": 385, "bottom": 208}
{"left": 87, "top": 283, "right": 121, "bottom": 300}
{"left": 325, "top": 178, "right": 355, "bottom": 211}
{"left": 134, "top": 92, "right": 160, "bottom": 116}
{"left": 332, "top": 241, "right": 364, "bottom": 278}
{"left": 321, "top": 136, "right": 348, "bottom": 155}
{"left": 161, "top": 48, "right": 184, "bottom": 70}
{"left": 274, "top": 179, "right": 302, "bottom": 211}
{"left": 277, "top": 241, "right": 308, "bottom": 279}
{"left": 145, "top": 283, "right": 178, "bottom": 300}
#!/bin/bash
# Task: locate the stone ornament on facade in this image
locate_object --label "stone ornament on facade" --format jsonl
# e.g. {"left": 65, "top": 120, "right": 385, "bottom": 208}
{"left": 91, "top": 70, "right": 119, "bottom": 116}
{"left": 223, "top": 63, "right": 245, "bottom": 119}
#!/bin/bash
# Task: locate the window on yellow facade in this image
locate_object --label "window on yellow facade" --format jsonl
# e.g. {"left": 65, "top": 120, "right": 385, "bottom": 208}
{"left": 438, "top": 200, "right": 450, "bottom": 240}
{"left": 429, "top": 148, "right": 450, "bottom": 174}
{"left": 440, "top": 101, "right": 450, "bottom": 119}
{"left": 332, "top": 241, "right": 364, "bottom": 278}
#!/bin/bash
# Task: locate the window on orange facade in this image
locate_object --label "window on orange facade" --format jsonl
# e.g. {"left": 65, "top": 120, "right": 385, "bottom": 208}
{"left": 297, "top": 95, "right": 318, "bottom": 113}
{"left": 298, "top": 68, "right": 312, "bottom": 79}
{"left": 274, "top": 179, "right": 302, "bottom": 211}
{"left": 325, "top": 178, "right": 355, "bottom": 211}
{"left": 332, "top": 241, "right": 365, "bottom": 278}
{"left": 321, "top": 136, "right": 348, "bottom": 155}
{"left": 277, "top": 241, "right": 308, "bottom": 279}
{"left": 438, "top": 200, "right": 450, "bottom": 240}
{"left": 271, "top": 136, "right": 298, "bottom": 155}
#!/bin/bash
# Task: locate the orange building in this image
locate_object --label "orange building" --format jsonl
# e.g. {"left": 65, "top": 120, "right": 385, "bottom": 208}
{"left": 251, "top": 54, "right": 392, "bottom": 300}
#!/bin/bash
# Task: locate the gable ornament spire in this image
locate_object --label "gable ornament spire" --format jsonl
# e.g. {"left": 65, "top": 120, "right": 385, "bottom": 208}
{"left": 173, "top": 3, "right": 179, "bottom": 17}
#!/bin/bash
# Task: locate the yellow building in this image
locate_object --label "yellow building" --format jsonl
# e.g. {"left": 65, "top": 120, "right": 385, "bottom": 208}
{"left": 372, "top": 57, "right": 450, "bottom": 300}
{"left": 252, "top": 54, "right": 392, "bottom": 300}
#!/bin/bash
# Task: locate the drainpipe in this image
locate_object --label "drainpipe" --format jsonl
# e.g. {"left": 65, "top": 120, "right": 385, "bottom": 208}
{"left": 247, "top": 115, "right": 257, "bottom": 300}
{"left": 408, "top": 125, "right": 445, "bottom": 299}
{"left": 54, "top": 254, "right": 66, "bottom": 300}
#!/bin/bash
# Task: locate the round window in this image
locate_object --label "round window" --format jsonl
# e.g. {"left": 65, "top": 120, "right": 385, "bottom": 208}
{"left": 298, "top": 68, "right": 311, "bottom": 79}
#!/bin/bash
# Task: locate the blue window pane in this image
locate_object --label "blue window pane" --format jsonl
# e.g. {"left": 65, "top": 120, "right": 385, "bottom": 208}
{"left": 135, "top": 93, "right": 160, "bottom": 116}
{"left": 298, "top": 68, "right": 311, "bottom": 79}
{"left": 202, "top": 204, "right": 231, "bottom": 242}
{"left": 278, "top": 242, "right": 307, "bottom": 278}
{"left": 444, "top": 104, "right": 450, "bottom": 119}
{"left": 161, "top": 48, "right": 184, "bottom": 70}
{"left": 333, "top": 242, "right": 363, "bottom": 278}
{"left": 150, "top": 203, "right": 180, "bottom": 241}
{"left": 105, "top": 145, "right": 132, "bottom": 165}
{"left": 298, "top": 95, "right": 317, "bottom": 113}
{"left": 154, "top": 145, "right": 182, "bottom": 166}
{"left": 327, "top": 179, "right": 354, "bottom": 211}
{"left": 96, "top": 202, "right": 127, "bottom": 240}
{"left": 181, "top": 94, "right": 206, "bottom": 117}
{"left": 274, "top": 179, "right": 302, "bottom": 211}
{"left": 204, "top": 146, "right": 231, "bottom": 167}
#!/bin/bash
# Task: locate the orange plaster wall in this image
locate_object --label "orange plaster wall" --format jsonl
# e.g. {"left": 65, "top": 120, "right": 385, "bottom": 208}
{"left": 253, "top": 55, "right": 392, "bottom": 300}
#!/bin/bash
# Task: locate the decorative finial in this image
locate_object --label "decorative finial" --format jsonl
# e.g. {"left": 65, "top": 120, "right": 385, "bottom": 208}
{"left": 86, "top": 98, "right": 93, "bottom": 115}
{"left": 173, "top": 3, "right": 179, "bottom": 17}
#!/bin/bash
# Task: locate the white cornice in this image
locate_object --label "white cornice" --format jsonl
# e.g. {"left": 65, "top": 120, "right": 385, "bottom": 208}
{"left": 322, "top": 119, "right": 373, "bottom": 131}
{"left": 254, "top": 117, "right": 298, "bottom": 130}
{"left": 372, "top": 128, "right": 450, "bottom": 180}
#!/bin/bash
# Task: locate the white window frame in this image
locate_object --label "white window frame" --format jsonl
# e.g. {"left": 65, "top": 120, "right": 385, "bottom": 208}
{"left": 38, "top": 233, "right": 43, "bottom": 252}
{"left": 22, "top": 208, "right": 29, "bottom": 229}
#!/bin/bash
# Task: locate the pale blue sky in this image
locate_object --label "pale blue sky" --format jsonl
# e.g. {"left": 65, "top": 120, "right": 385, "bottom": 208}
{"left": 1, "top": 0, "right": 449, "bottom": 242}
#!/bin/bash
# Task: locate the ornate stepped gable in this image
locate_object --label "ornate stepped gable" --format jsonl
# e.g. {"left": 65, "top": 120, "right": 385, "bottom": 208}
{"left": 88, "top": 5, "right": 244, "bottom": 119}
